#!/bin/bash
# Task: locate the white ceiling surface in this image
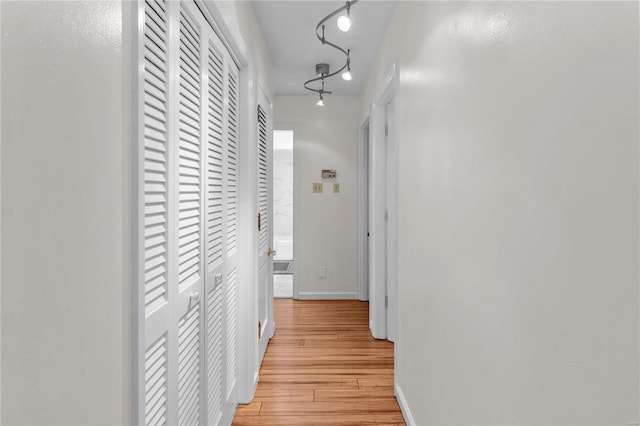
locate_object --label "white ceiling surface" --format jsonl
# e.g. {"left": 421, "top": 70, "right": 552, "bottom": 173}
{"left": 251, "top": 1, "right": 396, "bottom": 96}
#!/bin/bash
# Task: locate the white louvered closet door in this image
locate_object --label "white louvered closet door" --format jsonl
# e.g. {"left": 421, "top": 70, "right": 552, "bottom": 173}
{"left": 224, "top": 58, "right": 241, "bottom": 404}
{"left": 175, "top": 3, "right": 205, "bottom": 425}
{"left": 138, "top": 1, "right": 241, "bottom": 425}
{"left": 203, "top": 25, "right": 227, "bottom": 426}
{"left": 141, "top": 1, "right": 173, "bottom": 425}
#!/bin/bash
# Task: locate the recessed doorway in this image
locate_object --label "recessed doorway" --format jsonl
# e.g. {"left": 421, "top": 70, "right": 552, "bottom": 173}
{"left": 273, "top": 129, "right": 294, "bottom": 298}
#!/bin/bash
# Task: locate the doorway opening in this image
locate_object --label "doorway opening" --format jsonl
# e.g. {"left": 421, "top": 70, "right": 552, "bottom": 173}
{"left": 273, "top": 129, "right": 294, "bottom": 298}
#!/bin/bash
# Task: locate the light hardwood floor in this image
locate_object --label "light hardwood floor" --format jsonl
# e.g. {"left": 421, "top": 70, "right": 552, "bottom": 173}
{"left": 232, "top": 299, "right": 405, "bottom": 425}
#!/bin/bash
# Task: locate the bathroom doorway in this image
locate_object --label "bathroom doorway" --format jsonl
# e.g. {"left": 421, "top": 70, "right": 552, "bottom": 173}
{"left": 273, "top": 129, "right": 294, "bottom": 298}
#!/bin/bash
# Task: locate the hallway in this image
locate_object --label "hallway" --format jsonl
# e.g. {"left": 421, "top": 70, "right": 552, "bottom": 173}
{"left": 232, "top": 300, "right": 404, "bottom": 425}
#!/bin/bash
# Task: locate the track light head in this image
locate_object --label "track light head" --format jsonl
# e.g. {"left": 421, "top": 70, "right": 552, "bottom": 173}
{"left": 341, "top": 70, "right": 352, "bottom": 81}
{"left": 337, "top": 14, "right": 351, "bottom": 32}
{"left": 337, "top": 1, "right": 352, "bottom": 32}
{"left": 316, "top": 93, "right": 324, "bottom": 107}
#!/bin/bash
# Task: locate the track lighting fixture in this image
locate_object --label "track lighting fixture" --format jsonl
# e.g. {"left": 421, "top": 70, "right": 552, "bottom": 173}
{"left": 337, "top": 15, "right": 351, "bottom": 32}
{"left": 337, "top": 1, "right": 352, "bottom": 31}
{"left": 304, "top": 1, "right": 358, "bottom": 104}
{"left": 342, "top": 57, "right": 352, "bottom": 81}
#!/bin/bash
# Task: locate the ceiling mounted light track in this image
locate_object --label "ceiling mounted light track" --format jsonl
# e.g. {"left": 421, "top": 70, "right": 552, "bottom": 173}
{"left": 304, "top": 0, "right": 358, "bottom": 105}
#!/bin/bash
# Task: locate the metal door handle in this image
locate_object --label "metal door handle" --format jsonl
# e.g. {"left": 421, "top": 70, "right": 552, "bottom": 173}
{"left": 267, "top": 247, "right": 276, "bottom": 256}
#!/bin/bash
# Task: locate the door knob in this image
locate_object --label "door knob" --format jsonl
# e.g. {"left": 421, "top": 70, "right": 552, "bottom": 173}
{"left": 267, "top": 247, "right": 276, "bottom": 256}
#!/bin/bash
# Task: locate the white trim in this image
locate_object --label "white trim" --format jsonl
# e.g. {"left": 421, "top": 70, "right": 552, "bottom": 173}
{"left": 369, "top": 63, "right": 398, "bottom": 340}
{"left": 220, "top": 402, "right": 238, "bottom": 426}
{"left": 357, "top": 117, "right": 370, "bottom": 302}
{"left": 296, "top": 292, "right": 359, "bottom": 300}
{"left": 196, "top": 1, "right": 248, "bottom": 67}
{"left": 131, "top": 2, "right": 144, "bottom": 424}
{"left": 375, "top": 63, "right": 397, "bottom": 105}
{"left": 394, "top": 383, "right": 416, "bottom": 426}
{"left": 385, "top": 99, "right": 398, "bottom": 343}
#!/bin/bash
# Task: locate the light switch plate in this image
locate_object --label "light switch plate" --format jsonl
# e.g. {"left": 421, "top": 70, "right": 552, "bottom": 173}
{"left": 333, "top": 183, "right": 340, "bottom": 193}
{"left": 313, "top": 183, "right": 323, "bottom": 193}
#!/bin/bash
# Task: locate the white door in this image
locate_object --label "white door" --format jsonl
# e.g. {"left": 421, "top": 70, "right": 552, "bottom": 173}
{"left": 175, "top": 5, "right": 206, "bottom": 424}
{"left": 203, "top": 17, "right": 240, "bottom": 424}
{"left": 257, "top": 89, "right": 274, "bottom": 363}
{"left": 140, "top": 1, "right": 174, "bottom": 423}
{"left": 222, "top": 52, "right": 240, "bottom": 407}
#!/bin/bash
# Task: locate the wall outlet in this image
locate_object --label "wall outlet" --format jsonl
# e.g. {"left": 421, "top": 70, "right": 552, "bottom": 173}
{"left": 318, "top": 266, "right": 327, "bottom": 279}
{"left": 313, "top": 183, "right": 323, "bottom": 193}
{"left": 333, "top": 183, "right": 340, "bottom": 193}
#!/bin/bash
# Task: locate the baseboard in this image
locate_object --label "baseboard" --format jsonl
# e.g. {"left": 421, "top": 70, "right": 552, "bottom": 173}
{"left": 296, "top": 291, "right": 359, "bottom": 300}
{"left": 395, "top": 382, "right": 416, "bottom": 426}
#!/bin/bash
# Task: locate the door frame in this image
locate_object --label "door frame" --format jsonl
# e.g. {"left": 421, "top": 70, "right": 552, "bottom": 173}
{"left": 367, "top": 64, "right": 397, "bottom": 341}
{"left": 273, "top": 123, "right": 298, "bottom": 299}
{"left": 357, "top": 118, "right": 370, "bottom": 301}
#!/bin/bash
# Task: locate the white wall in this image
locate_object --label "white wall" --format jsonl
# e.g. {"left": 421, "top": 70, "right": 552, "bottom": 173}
{"left": 219, "top": 1, "right": 273, "bottom": 96}
{"left": 274, "top": 96, "right": 360, "bottom": 298}
{"left": 1, "top": 1, "right": 131, "bottom": 424}
{"left": 362, "top": 2, "right": 639, "bottom": 424}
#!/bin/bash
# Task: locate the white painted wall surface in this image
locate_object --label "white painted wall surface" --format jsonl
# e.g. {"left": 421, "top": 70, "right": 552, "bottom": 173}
{"left": 274, "top": 96, "right": 360, "bottom": 298}
{"left": 1, "top": 2, "right": 131, "bottom": 424}
{"left": 362, "top": 2, "right": 639, "bottom": 424}
{"left": 220, "top": 1, "right": 273, "bottom": 96}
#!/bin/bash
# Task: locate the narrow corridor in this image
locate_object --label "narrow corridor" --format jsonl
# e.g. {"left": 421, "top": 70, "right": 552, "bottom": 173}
{"left": 232, "top": 299, "right": 404, "bottom": 425}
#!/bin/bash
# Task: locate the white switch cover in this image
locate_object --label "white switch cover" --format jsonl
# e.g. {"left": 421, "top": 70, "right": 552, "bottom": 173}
{"left": 319, "top": 266, "right": 327, "bottom": 279}
{"left": 313, "top": 183, "right": 323, "bottom": 193}
{"left": 333, "top": 183, "right": 340, "bottom": 193}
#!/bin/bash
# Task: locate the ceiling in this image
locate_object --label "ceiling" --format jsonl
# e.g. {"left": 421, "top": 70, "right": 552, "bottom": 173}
{"left": 251, "top": 1, "right": 396, "bottom": 96}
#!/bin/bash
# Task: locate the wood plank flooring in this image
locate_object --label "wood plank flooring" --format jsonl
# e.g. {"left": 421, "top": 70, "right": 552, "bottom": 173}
{"left": 232, "top": 299, "right": 405, "bottom": 425}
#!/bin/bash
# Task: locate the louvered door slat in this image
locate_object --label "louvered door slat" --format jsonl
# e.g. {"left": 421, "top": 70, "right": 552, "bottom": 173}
{"left": 257, "top": 105, "right": 268, "bottom": 254}
{"left": 226, "top": 266, "right": 238, "bottom": 398}
{"left": 226, "top": 72, "right": 238, "bottom": 255}
{"left": 207, "top": 284, "right": 223, "bottom": 425}
{"left": 207, "top": 43, "right": 225, "bottom": 271}
{"left": 178, "top": 304, "right": 200, "bottom": 426}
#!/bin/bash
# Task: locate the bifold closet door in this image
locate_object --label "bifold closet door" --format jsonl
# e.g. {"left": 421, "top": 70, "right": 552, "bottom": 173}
{"left": 138, "top": 1, "right": 241, "bottom": 425}
{"left": 203, "top": 23, "right": 241, "bottom": 425}
{"left": 141, "top": 0, "right": 174, "bottom": 424}
{"left": 175, "top": 4, "right": 205, "bottom": 425}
